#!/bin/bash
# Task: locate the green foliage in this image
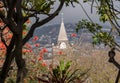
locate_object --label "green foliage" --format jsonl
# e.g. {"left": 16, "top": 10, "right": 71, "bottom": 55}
{"left": 52, "top": 60, "right": 72, "bottom": 81}
{"left": 97, "top": 5, "right": 110, "bottom": 22}
{"left": 5, "top": 66, "right": 17, "bottom": 83}
{"left": 6, "top": 78, "right": 15, "bottom": 83}
{"left": 37, "top": 60, "right": 88, "bottom": 83}
{"left": 76, "top": 19, "right": 102, "bottom": 33}
{"left": 63, "top": 0, "right": 79, "bottom": 7}
{"left": 76, "top": 19, "right": 115, "bottom": 47}
{"left": 22, "top": 0, "right": 54, "bottom": 13}
{"left": 83, "top": 0, "right": 91, "bottom": 3}
{"left": 80, "top": 0, "right": 120, "bottom": 48}
{"left": 82, "top": 0, "right": 117, "bottom": 23}
{"left": 92, "top": 32, "right": 114, "bottom": 47}
{"left": 22, "top": 0, "right": 79, "bottom": 14}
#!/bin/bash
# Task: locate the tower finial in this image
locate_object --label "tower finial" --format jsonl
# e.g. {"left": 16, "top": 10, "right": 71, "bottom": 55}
{"left": 61, "top": 13, "right": 64, "bottom": 22}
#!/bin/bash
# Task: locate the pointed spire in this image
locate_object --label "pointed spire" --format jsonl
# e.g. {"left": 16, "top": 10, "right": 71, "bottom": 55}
{"left": 58, "top": 13, "right": 68, "bottom": 42}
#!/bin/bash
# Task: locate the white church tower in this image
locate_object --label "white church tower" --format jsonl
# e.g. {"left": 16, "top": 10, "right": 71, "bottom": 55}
{"left": 52, "top": 13, "right": 71, "bottom": 55}
{"left": 57, "top": 13, "right": 69, "bottom": 49}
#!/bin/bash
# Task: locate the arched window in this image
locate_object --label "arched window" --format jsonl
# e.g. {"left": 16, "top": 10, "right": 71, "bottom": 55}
{"left": 60, "top": 42, "right": 66, "bottom": 49}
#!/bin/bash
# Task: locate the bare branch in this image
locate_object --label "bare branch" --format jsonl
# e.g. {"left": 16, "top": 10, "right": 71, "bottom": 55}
{"left": 79, "top": 2, "right": 93, "bottom": 23}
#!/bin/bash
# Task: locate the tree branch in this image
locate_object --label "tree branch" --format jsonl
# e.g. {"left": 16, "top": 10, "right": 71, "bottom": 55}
{"left": 0, "top": 29, "right": 8, "bottom": 48}
{"left": 115, "top": 70, "right": 120, "bottom": 83}
{"left": 22, "top": 0, "right": 65, "bottom": 45}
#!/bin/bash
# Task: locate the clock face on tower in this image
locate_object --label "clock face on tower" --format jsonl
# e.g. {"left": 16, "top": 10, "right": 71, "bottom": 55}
{"left": 60, "top": 42, "right": 67, "bottom": 49}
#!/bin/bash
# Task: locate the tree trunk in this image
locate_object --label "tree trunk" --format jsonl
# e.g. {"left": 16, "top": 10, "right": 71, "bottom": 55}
{"left": 0, "top": 36, "right": 15, "bottom": 83}
{"left": 14, "top": 34, "right": 27, "bottom": 83}
{"left": 16, "top": 60, "right": 27, "bottom": 83}
{"left": 0, "top": 54, "right": 14, "bottom": 83}
{"left": 14, "top": 21, "right": 27, "bottom": 82}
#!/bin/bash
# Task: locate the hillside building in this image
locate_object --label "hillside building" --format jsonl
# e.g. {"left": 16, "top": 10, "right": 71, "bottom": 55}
{"left": 52, "top": 14, "right": 71, "bottom": 55}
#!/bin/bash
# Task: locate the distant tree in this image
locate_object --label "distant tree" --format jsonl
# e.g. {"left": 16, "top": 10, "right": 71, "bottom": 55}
{"left": 77, "top": 0, "right": 120, "bottom": 82}
{"left": 0, "top": 0, "right": 79, "bottom": 83}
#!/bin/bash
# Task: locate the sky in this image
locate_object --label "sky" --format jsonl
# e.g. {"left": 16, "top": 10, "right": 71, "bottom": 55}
{"left": 45, "top": 1, "right": 101, "bottom": 25}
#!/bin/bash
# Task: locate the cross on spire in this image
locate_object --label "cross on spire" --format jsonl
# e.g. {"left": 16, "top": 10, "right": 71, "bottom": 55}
{"left": 61, "top": 13, "right": 64, "bottom": 22}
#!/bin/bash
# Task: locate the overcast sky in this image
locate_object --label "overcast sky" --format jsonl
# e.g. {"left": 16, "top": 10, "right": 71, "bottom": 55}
{"left": 33, "top": 0, "right": 120, "bottom": 33}
{"left": 45, "top": 1, "right": 100, "bottom": 25}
